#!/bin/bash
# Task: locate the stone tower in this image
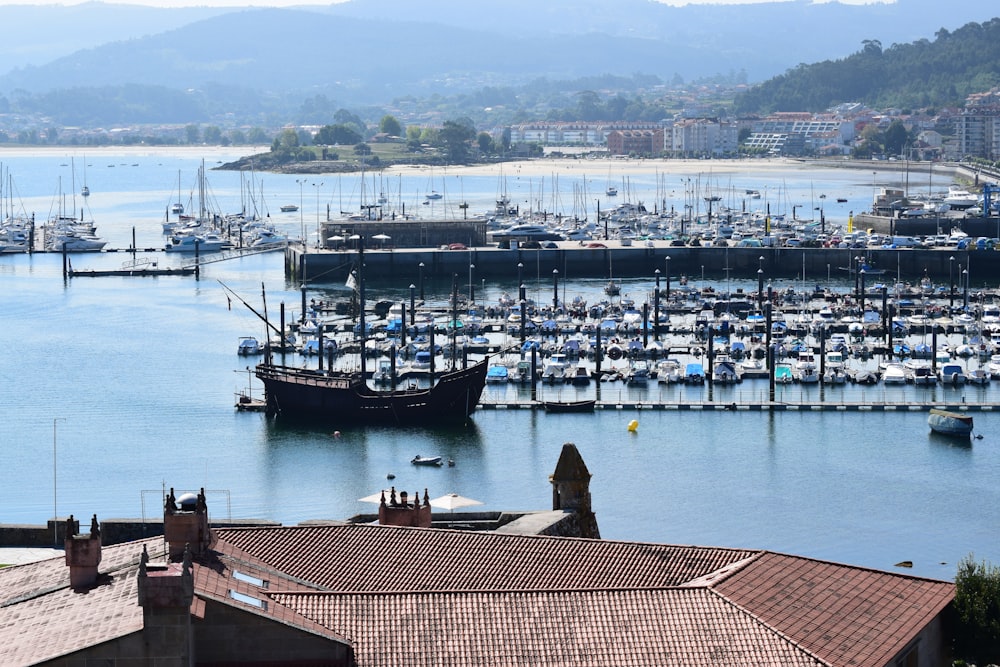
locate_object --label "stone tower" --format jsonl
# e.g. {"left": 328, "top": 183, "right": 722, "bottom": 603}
{"left": 549, "top": 443, "right": 600, "bottom": 538}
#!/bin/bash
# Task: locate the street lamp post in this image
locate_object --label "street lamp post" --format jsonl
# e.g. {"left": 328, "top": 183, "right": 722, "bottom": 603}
{"left": 409, "top": 284, "right": 416, "bottom": 325}
{"left": 517, "top": 262, "right": 523, "bottom": 290}
{"left": 418, "top": 262, "right": 425, "bottom": 300}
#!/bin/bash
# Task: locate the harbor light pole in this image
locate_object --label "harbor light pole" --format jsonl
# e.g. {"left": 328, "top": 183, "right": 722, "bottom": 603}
{"left": 296, "top": 178, "right": 306, "bottom": 246}
{"left": 665, "top": 255, "right": 671, "bottom": 300}
{"left": 552, "top": 269, "right": 559, "bottom": 311}
{"left": 312, "top": 182, "right": 324, "bottom": 249}
{"left": 517, "top": 262, "right": 523, "bottom": 290}
{"left": 854, "top": 256, "right": 861, "bottom": 298}
{"left": 949, "top": 256, "right": 955, "bottom": 309}
{"left": 418, "top": 262, "right": 425, "bottom": 300}
{"left": 859, "top": 269, "right": 866, "bottom": 313}
{"left": 53, "top": 417, "right": 65, "bottom": 546}
{"left": 654, "top": 269, "right": 661, "bottom": 341}
{"left": 963, "top": 268, "right": 969, "bottom": 308}
{"left": 409, "top": 284, "right": 416, "bottom": 325}
{"left": 469, "top": 263, "right": 475, "bottom": 304}
{"left": 758, "top": 268, "right": 764, "bottom": 310}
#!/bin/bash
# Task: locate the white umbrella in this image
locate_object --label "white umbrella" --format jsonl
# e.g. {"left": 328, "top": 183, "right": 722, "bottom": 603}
{"left": 358, "top": 489, "right": 396, "bottom": 504}
{"left": 372, "top": 233, "right": 391, "bottom": 241}
{"left": 327, "top": 235, "right": 345, "bottom": 242}
{"left": 429, "top": 493, "right": 483, "bottom": 511}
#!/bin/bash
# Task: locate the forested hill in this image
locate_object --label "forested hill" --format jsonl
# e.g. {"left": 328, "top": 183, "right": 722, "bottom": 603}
{"left": 734, "top": 18, "right": 1000, "bottom": 114}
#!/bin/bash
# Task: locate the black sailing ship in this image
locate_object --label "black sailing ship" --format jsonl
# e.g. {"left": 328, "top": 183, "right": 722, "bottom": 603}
{"left": 229, "top": 241, "right": 487, "bottom": 425}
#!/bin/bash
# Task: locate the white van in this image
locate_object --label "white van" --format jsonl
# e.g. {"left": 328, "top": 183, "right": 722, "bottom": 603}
{"left": 890, "top": 236, "right": 918, "bottom": 248}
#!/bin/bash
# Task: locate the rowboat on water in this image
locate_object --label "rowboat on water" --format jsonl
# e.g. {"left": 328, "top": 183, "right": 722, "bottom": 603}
{"left": 541, "top": 399, "right": 596, "bottom": 413}
{"left": 411, "top": 455, "right": 444, "bottom": 466}
{"left": 927, "top": 408, "right": 973, "bottom": 437}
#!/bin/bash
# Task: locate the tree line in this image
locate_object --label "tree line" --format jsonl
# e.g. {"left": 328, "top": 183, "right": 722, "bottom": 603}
{"left": 734, "top": 19, "right": 1000, "bottom": 114}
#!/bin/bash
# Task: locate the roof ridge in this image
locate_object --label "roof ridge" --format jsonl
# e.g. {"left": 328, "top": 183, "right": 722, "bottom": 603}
{"left": 270, "top": 585, "right": 713, "bottom": 597}
{"left": 217, "top": 522, "right": 764, "bottom": 552}
{"left": 758, "top": 550, "right": 955, "bottom": 585}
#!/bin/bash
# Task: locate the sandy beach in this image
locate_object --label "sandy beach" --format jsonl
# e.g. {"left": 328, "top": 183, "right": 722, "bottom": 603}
{"left": 381, "top": 156, "right": 888, "bottom": 180}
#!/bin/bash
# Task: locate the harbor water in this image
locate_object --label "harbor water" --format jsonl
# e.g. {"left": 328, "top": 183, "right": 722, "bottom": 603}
{"left": 1, "top": 148, "right": 998, "bottom": 582}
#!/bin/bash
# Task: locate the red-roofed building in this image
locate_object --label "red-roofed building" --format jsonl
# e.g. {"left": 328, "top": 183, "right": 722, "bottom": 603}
{"left": 0, "top": 445, "right": 955, "bottom": 666}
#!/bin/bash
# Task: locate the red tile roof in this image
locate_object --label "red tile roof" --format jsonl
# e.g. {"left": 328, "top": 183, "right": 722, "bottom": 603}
{"left": 215, "top": 523, "right": 758, "bottom": 592}
{"left": 713, "top": 552, "right": 955, "bottom": 667}
{"left": 273, "top": 588, "right": 829, "bottom": 667}
{"left": 0, "top": 524, "right": 955, "bottom": 667}
{"left": 0, "top": 539, "right": 160, "bottom": 665}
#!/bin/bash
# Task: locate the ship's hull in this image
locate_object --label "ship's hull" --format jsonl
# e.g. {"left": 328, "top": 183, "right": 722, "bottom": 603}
{"left": 927, "top": 409, "right": 973, "bottom": 437}
{"left": 256, "top": 359, "right": 487, "bottom": 424}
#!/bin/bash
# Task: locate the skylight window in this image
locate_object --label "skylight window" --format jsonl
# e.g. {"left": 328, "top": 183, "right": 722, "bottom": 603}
{"left": 229, "top": 589, "right": 267, "bottom": 610}
{"left": 233, "top": 570, "right": 268, "bottom": 589}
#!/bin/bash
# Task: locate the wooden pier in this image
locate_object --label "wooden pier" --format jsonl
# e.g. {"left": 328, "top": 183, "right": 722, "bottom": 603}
{"left": 477, "top": 400, "right": 1000, "bottom": 412}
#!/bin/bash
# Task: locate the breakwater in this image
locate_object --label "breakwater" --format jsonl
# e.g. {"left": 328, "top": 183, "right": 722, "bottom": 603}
{"left": 287, "top": 244, "right": 1000, "bottom": 284}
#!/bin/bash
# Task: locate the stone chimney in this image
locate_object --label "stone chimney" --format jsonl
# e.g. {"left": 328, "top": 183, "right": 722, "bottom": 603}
{"left": 163, "top": 487, "right": 213, "bottom": 560}
{"left": 549, "top": 443, "right": 600, "bottom": 538}
{"left": 378, "top": 487, "right": 432, "bottom": 528}
{"left": 64, "top": 514, "right": 102, "bottom": 590}
{"left": 137, "top": 544, "right": 194, "bottom": 664}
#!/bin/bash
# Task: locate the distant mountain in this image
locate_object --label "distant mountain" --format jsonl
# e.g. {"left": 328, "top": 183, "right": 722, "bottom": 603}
{"left": 0, "top": 3, "right": 228, "bottom": 73}
{"left": 0, "top": 0, "right": 995, "bottom": 126}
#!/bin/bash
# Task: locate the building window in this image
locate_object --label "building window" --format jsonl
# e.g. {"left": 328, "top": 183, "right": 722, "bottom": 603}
{"left": 229, "top": 589, "right": 268, "bottom": 610}
{"left": 233, "top": 570, "right": 269, "bottom": 589}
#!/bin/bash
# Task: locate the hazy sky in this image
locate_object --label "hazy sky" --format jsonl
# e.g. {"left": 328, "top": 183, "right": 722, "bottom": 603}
{"left": 23, "top": 0, "right": 891, "bottom": 7}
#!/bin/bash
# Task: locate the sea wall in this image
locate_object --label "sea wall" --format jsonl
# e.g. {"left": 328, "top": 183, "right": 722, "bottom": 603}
{"left": 288, "top": 245, "right": 1000, "bottom": 284}
{"left": 0, "top": 518, "right": 281, "bottom": 548}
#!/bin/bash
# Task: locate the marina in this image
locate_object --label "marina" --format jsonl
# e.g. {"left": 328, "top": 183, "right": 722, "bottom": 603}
{"left": 2, "top": 149, "right": 1000, "bottom": 583}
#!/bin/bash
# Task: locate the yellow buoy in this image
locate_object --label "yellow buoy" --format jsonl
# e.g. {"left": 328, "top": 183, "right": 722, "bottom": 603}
{"left": 627, "top": 420, "right": 639, "bottom": 432}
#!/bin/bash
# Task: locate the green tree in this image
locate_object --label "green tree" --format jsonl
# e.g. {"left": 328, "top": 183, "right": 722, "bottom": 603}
{"left": 477, "top": 131, "right": 494, "bottom": 154}
{"left": 883, "top": 120, "right": 909, "bottom": 157}
{"left": 247, "top": 127, "right": 270, "bottom": 144}
{"left": 954, "top": 554, "right": 1000, "bottom": 663}
{"left": 379, "top": 114, "right": 403, "bottom": 137}
{"left": 354, "top": 142, "right": 371, "bottom": 156}
{"left": 271, "top": 128, "right": 299, "bottom": 154}
{"left": 438, "top": 118, "right": 476, "bottom": 162}
{"left": 334, "top": 109, "right": 366, "bottom": 138}
{"left": 185, "top": 124, "right": 200, "bottom": 144}
{"left": 229, "top": 129, "right": 246, "bottom": 145}
{"left": 314, "top": 124, "right": 362, "bottom": 145}
{"left": 203, "top": 125, "right": 223, "bottom": 144}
